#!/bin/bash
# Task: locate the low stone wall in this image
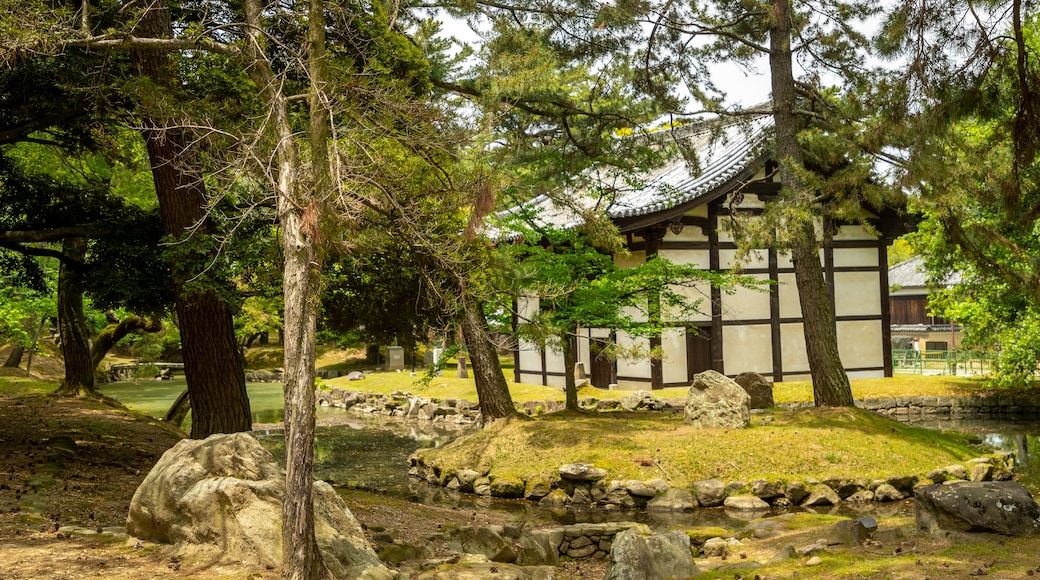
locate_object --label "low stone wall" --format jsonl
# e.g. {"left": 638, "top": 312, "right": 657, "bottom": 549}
{"left": 316, "top": 388, "right": 481, "bottom": 424}
{"left": 857, "top": 395, "right": 1040, "bottom": 423}
{"left": 410, "top": 454, "right": 1018, "bottom": 514}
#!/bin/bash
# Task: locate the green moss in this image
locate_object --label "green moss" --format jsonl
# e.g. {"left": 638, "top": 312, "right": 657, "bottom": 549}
{"left": 415, "top": 407, "right": 981, "bottom": 488}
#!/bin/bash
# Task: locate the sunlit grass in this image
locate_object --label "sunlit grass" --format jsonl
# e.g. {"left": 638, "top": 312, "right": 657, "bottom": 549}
{"left": 414, "top": 406, "right": 984, "bottom": 485}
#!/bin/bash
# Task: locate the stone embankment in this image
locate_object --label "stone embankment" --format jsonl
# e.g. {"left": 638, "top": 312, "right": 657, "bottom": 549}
{"left": 857, "top": 395, "right": 1040, "bottom": 423}
{"left": 316, "top": 387, "right": 482, "bottom": 424}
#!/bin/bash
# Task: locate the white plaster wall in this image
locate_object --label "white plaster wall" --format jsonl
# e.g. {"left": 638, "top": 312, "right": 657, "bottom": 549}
{"left": 722, "top": 324, "right": 773, "bottom": 374}
{"left": 719, "top": 248, "right": 769, "bottom": 270}
{"left": 663, "top": 282, "right": 713, "bottom": 322}
{"left": 661, "top": 249, "right": 710, "bottom": 268}
{"left": 545, "top": 343, "right": 566, "bottom": 374}
{"left": 837, "top": 320, "right": 884, "bottom": 369}
{"left": 519, "top": 372, "right": 544, "bottom": 385}
{"left": 777, "top": 249, "right": 824, "bottom": 269}
{"left": 616, "top": 331, "right": 652, "bottom": 379}
{"left": 777, "top": 273, "right": 802, "bottom": 319}
{"left": 661, "top": 327, "right": 688, "bottom": 384}
{"left": 833, "top": 247, "right": 879, "bottom": 268}
{"left": 833, "top": 271, "right": 882, "bottom": 317}
{"left": 517, "top": 339, "right": 543, "bottom": 371}
{"left": 833, "top": 224, "right": 875, "bottom": 240}
{"left": 781, "top": 323, "right": 810, "bottom": 374}
{"left": 847, "top": 369, "right": 885, "bottom": 379}
{"left": 721, "top": 274, "right": 772, "bottom": 321}
{"left": 517, "top": 295, "right": 539, "bottom": 321}
{"left": 546, "top": 374, "right": 567, "bottom": 389}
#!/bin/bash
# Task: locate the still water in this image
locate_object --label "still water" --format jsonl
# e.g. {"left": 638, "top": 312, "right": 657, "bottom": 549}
{"left": 100, "top": 379, "right": 1040, "bottom": 527}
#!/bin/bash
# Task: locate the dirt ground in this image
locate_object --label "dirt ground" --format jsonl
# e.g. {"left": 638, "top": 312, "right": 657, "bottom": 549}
{"left": 6, "top": 356, "right": 1040, "bottom": 579}
{"left": 0, "top": 371, "right": 607, "bottom": 580}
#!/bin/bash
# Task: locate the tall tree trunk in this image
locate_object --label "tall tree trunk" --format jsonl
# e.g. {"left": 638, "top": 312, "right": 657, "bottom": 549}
{"left": 769, "top": 0, "right": 853, "bottom": 407}
{"left": 562, "top": 331, "right": 579, "bottom": 411}
{"left": 241, "top": 0, "right": 330, "bottom": 576}
{"left": 3, "top": 344, "right": 24, "bottom": 368}
{"left": 24, "top": 314, "right": 46, "bottom": 376}
{"left": 461, "top": 303, "right": 516, "bottom": 421}
{"left": 129, "top": 0, "right": 252, "bottom": 437}
{"left": 55, "top": 237, "right": 96, "bottom": 397}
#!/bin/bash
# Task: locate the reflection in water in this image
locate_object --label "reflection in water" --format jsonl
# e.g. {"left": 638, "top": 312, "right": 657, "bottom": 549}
{"left": 903, "top": 418, "right": 1040, "bottom": 495}
{"left": 99, "top": 381, "right": 1040, "bottom": 526}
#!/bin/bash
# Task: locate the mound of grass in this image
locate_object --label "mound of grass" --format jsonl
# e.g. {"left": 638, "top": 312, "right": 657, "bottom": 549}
{"left": 413, "top": 406, "right": 984, "bottom": 486}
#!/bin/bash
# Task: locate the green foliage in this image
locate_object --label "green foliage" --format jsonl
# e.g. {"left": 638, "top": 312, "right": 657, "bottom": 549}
{"left": 890, "top": 17, "right": 1040, "bottom": 388}
{"left": 499, "top": 216, "right": 756, "bottom": 352}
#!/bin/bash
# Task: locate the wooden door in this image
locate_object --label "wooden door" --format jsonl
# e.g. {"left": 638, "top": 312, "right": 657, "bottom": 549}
{"left": 686, "top": 327, "right": 712, "bottom": 379}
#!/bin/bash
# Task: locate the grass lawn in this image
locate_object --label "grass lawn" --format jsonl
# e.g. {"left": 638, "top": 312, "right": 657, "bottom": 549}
{"left": 412, "top": 405, "right": 986, "bottom": 487}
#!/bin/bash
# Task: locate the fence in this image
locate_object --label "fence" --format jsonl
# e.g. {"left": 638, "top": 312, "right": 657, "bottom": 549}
{"left": 891, "top": 349, "right": 996, "bottom": 376}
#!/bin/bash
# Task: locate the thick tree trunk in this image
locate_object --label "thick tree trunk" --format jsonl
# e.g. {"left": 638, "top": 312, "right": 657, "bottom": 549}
{"left": 164, "top": 388, "right": 191, "bottom": 429}
{"left": 461, "top": 303, "right": 516, "bottom": 421}
{"left": 769, "top": 0, "right": 853, "bottom": 407}
{"left": 55, "top": 237, "right": 96, "bottom": 397}
{"left": 90, "top": 316, "right": 163, "bottom": 369}
{"left": 562, "top": 332, "right": 579, "bottom": 411}
{"left": 3, "top": 344, "right": 24, "bottom": 368}
{"left": 129, "top": 0, "right": 252, "bottom": 437}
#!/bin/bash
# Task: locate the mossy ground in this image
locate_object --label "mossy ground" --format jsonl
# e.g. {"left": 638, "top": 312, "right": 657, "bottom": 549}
{"left": 413, "top": 406, "right": 985, "bottom": 487}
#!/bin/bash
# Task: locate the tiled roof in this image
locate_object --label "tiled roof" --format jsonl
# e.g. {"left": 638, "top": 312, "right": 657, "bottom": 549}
{"left": 888, "top": 255, "right": 962, "bottom": 290}
{"left": 497, "top": 114, "right": 774, "bottom": 232}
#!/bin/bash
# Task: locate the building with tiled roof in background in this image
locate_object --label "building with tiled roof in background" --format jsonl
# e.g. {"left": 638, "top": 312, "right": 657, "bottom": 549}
{"left": 503, "top": 113, "right": 909, "bottom": 390}
{"left": 888, "top": 255, "right": 962, "bottom": 352}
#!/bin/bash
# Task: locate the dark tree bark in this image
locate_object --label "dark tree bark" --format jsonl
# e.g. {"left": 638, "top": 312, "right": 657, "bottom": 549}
{"left": 3, "top": 345, "right": 24, "bottom": 368}
{"left": 54, "top": 237, "right": 96, "bottom": 397}
{"left": 129, "top": 0, "right": 252, "bottom": 437}
{"left": 562, "top": 331, "right": 579, "bottom": 412}
{"left": 461, "top": 302, "right": 517, "bottom": 421}
{"left": 769, "top": 0, "right": 853, "bottom": 407}
{"left": 164, "top": 388, "right": 192, "bottom": 429}
{"left": 90, "top": 316, "right": 163, "bottom": 369}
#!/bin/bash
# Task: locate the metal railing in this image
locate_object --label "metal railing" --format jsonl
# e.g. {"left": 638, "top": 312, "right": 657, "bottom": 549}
{"left": 891, "top": 349, "right": 996, "bottom": 376}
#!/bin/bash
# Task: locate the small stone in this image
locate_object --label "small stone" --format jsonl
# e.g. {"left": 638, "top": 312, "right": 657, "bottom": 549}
{"left": 806, "top": 555, "right": 823, "bottom": 566}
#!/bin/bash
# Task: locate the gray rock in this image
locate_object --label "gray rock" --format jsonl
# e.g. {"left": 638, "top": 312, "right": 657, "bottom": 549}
{"left": 646, "top": 488, "right": 696, "bottom": 512}
{"left": 750, "top": 478, "right": 785, "bottom": 500}
{"left": 619, "top": 390, "right": 657, "bottom": 411}
{"left": 524, "top": 477, "right": 552, "bottom": 501}
{"left": 346, "top": 370, "right": 366, "bottom": 381}
{"left": 845, "top": 490, "right": 875, "bottom": 503}
{"left": 786, "top": 481, "right": 810, "bottom": 505}
{"left": 873, "top": 483, "right": 904, "bottom": 502}
{"left": 915, "top": 481, "right": 1040, "bottom": 536}
{"left": 944, "top": 464, "right": 968, "bottom": 480}
{"left": 538, "top": 489, "right": 571, "bottom": 507}
{"left": 605, "top": 530, "right": 699, "bottom": 580}
{"left": 768, "top": 544, "right": 796, "bottom": 563}
{"left": 126, "top": 433, "right": 393, "bottom": 579}
{"left": 559, "top": 463, "right": 608, "bottom": 481}
{"left": 455, "top": 469, "right": 482, "bottom": 493}
{"left": 723, "top": 495, "right": 770, "bottom": 511}
{"left": 516, "top": 529, "right": 562, "bottom": 566}
{"left": 489, "top": 477, "right": 525, "bottom": 499}
{"left": 700, "top": 537, "right": 730, "bottom": 558}
{"left": 734, "top": 372, "right": 775, "bottom": 409}
{"left": 684, "top": 370, "right": 751, "bottom": 428}
{"left": 692, "top": 479, "right": 727, "bottom": 507}
{"left": 801, "top": 484, "right": 841, "bottom": 507}
{"left": 416, "top": 563, "right": 555, "bottom": 579}
{"left": 827, "top": 519, "right": 871, "bottom": 546}
{"left": 446, "top": 526, "right": 517, "bottom": 563}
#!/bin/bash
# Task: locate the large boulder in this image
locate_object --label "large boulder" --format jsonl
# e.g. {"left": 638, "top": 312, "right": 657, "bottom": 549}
{"left": 604, "top": 529, "right": 699, "bottom": 580}
{"left": 127, "top": 432, "right": 395, "bottom": 579}
{"left": 734, "top": 372, "right": 775, "bottom": 409}
{"left": 915, "top": 482, "right": 1040, "bottom": 536}
{"left": 684, "top": 370, "right": 751, "bottom": 428}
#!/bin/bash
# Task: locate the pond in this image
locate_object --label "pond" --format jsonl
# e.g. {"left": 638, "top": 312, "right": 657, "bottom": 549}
{"left": 100, "top": 379, "right": 1040, "bottom": 528}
